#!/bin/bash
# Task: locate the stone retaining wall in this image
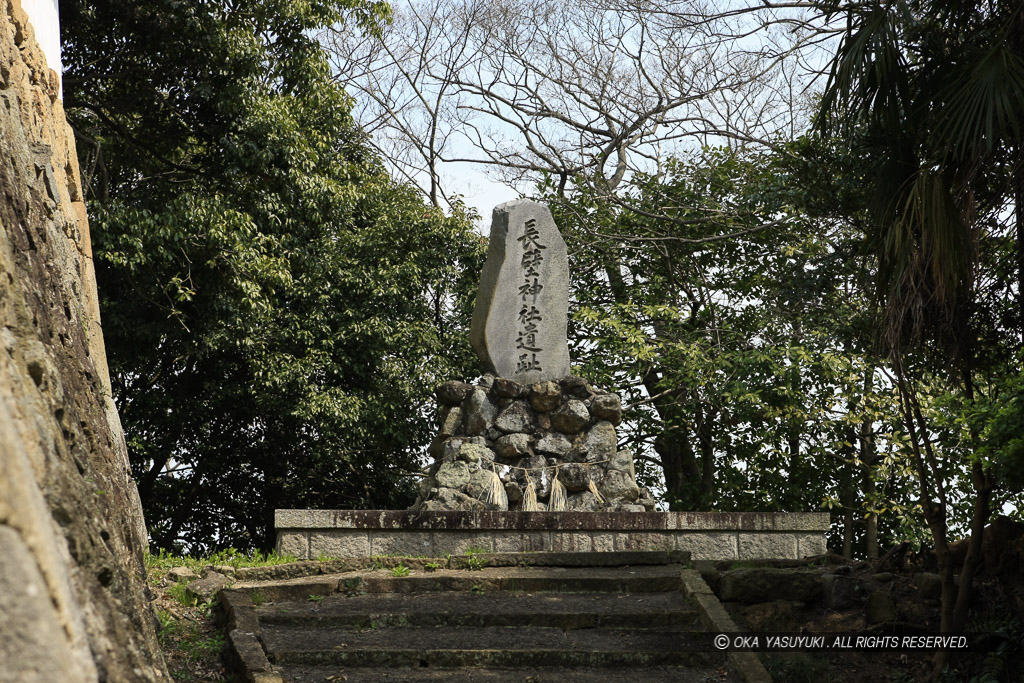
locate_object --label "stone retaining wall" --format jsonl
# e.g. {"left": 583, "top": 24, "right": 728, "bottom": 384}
{"left": 276, "top": 510, "right": 830, "bottom": 561}
{"left": 1, "top": 1, "right": 167, "bottom": 679}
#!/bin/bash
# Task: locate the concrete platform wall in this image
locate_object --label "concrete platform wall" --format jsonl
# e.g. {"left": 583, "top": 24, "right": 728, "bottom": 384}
{"left": 275, "top": 510, "right": 830, "bottom": 561}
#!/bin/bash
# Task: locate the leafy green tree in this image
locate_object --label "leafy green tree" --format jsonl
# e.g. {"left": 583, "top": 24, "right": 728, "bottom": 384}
{"left": 815, "top": 0, "right": 1024, "bottom": 646}
{"left": 545, "top": 141, "right": 919, "bottom": 558}
{"left": 61, "top": 0, "right": 484, "bottom": 552}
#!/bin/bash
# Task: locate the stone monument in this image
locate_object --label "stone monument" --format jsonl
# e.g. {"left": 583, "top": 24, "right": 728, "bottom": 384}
{"left": 412, "top": 200, "right": 654, "bottom": 513}
{"left": 471, "top": 199, "right": 571, "bottom": 383}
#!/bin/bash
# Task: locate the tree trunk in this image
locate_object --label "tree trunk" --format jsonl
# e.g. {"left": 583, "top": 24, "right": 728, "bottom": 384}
{"left": 1016, "top": 157, "right": 1023, "bottom": 333}
{"left": 952, "top": 460, "right": 991, "bottom": 630}
{"left": 840, "top": 425, "right": 857, "bottom": 559}
{"left": 841, "top": 463, "right": 854, "bottom": 560}
{"left": 697, "top": 410, "right": 717, "bottom": 509}
{"left": 655, "top": 429, "right": 700, "bottom": 510}
{"left": 641, "top": 360, "right": 703, "bottom": 510}
{"left": 923, "top": 501, "right": 956, "bottom": 675}
{"left": 864, "top": 473, "right": 879, "bottom": 561}
{"left": 951, "top": 369, "right": 991, "bottom": 631}
{"left": 787, "top": 344, "right": 801, "bottom": 471}
{"left": 859, "top": 365, "right": 879, "bottom": 560}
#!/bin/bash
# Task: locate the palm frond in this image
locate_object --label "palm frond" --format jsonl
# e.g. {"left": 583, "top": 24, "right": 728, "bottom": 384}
{"left": 881, "top": 169, "right": 972, "bottom": 352}
{"left": 818, "top": 3, "right": 910, "bottom": 136}
{"left": 936, "top": 41, "right": 1024, "bottom": 160}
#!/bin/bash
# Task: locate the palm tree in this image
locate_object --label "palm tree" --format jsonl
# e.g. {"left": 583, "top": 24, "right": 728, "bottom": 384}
{"left": 814, "top": 0, "right": 1024, "bottom": 653}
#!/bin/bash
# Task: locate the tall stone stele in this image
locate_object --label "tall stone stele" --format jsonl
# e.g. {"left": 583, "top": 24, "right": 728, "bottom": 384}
{"left": 471, "top": 199, "right": 571, "bottom": 384}
{"left": 411, "top": 201, "right": 655, "bottom": 514}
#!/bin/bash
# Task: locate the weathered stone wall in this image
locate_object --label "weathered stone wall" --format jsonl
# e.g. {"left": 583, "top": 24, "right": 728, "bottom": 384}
{"left": 276, "top": 510, "right": 831, "bottom": 561}
{"left": 1, "top": 1, "right": 168, "bottom": 680}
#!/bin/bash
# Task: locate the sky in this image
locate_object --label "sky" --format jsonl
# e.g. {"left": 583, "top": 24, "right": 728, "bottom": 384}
{"left": 442, "top": 164, "right": 520, "bottom": 234}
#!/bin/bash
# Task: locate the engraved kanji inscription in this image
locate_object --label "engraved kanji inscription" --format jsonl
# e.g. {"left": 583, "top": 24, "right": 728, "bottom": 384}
{"left": 470, "top": 200, "right": 570, "bottom": 382}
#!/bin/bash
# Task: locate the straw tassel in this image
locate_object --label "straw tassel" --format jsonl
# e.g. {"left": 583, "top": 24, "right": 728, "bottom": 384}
{"left": 549, "top": 469, "right": 567, "bottom": 511}
{"left": 482, "top": 465, "right": 508, "bottom": 509}
{"left": 521, "top": 473, "right": 538, "bottom": 511}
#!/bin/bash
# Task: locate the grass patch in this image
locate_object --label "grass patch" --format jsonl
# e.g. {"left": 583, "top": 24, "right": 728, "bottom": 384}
{"left": 146, "top": 548, "right": 300, "bottom": 681}
{"left": 146, "top": 547, "right": 298, "bottom": 573}
{"left": 250, "top": 589, "right": 267, "bottom": 607}
{"left": 727, "top": 560, "right": 771, "bottom": 570}
{"left": 764, "top": 653, "right": 832, "bottom": 683}
{"left": 152, "top": 588, "right": 226, "bottom": 682}
{"left": 166, "top": 582, "right": 196, "bottom": 608}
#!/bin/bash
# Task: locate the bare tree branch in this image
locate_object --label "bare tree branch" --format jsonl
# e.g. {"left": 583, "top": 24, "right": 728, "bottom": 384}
{"left": 323, "top": 0, "right": 837, "bottom": 215}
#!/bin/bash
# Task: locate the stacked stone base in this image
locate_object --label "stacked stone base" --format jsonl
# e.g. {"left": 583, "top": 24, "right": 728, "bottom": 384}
{"left": 413, "top": 374, "right": 655, "bottom": 513}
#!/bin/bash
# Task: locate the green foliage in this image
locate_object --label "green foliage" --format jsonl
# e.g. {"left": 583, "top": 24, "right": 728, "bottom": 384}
{"left": 546, "top": 144, "right": 907, "bottom": 531}
{"left": 156, "top": 620, "right": 225, "bottom": 679}
{"left": 815, "top": 0, "right": 1024, "bottom": 364}
{"left": 61, "top": 0, "right": 1023, "bottom": 572}
{"left": 389, "top": 564, "right": 411, "bottom": 577}
{"left": 166, "top": 583, "right": 195, "bottom": 609}
{"left": 957, "top": 613, "right": 1024, "bottom": 683}
{"left": 341, "top": 576, "right": 364, "bottom": 596}
{"left": 144, "top": 547, "right": 297, "bottom": 571}
{"left": 154, "top": 600, "right": 224, "bottom": 681}
{"left": 154, "top": 607, "right": 175, "bottom": 632}
{"left": 968, "top": 354, "right": 1024, "bottom": 497}
{"left": 812, "top": 0, "right": 1024, "bottom": 587}
{"left": 62, "top": 0, "right": 485, "bottom": 552}
{"left": 542, "top": 101, "right": 1024, "bottom": 552}
{"left": 465, "top": 555, "right": 487, "bottom": 571}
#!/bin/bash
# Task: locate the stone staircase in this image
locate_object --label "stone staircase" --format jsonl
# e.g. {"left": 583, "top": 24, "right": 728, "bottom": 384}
{"left": 222, "top": 551, "right": 752, "bottom": 683}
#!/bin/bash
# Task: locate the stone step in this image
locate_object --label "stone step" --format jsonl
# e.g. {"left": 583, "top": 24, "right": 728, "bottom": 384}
{"left": 274, "top": 664, "right": 732, "bottom": 682}
{"left": 447, "top": 550, "right": 691, "bottom": 568}
{"left": 258, "top": 590, "right": 700, "bottom": 630}
{"left": 356, "top": 565, "right": 683, "bottom": 594}
{"left": 238, "top": 564, "right": 687, "bottom": 602}
{"left": 230, "top": 551, "right": 689, "bottom": 584}
{"left": 262, "top": 624, "right": 721, "bottom": 669}
{"left": 229, "top": 557, "right": 751, "bottom": 682}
